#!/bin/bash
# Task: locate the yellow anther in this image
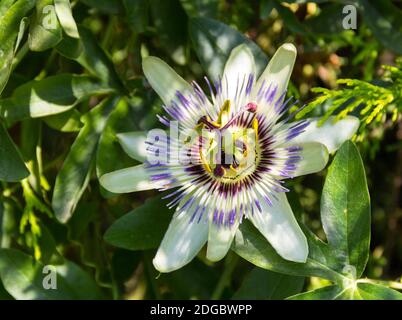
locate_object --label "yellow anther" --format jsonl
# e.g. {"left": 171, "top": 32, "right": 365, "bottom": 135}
{"left": 217, "top": 100, "right": 231, "bottom": 126}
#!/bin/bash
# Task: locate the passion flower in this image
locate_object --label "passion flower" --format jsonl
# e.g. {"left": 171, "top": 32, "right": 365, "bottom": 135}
{"left": 100, "top": 43, "right": 359, "bottom": 273}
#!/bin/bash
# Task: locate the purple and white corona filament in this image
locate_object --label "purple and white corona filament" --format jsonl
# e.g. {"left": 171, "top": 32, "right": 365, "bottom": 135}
{"left": 100, "top": 43, "right": 359, "bottom": 273}
{"left": 146, "top": 75, "right": 309, "bottom": 228}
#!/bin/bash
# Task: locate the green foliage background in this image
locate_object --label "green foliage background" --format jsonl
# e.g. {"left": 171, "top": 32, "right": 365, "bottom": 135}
{"left": 0, "top": 0, "right": 401, "bottom": 300}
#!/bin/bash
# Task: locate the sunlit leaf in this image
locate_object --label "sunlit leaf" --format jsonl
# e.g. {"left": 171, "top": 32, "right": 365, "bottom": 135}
{"left": 321, "top": 141, "right": 370, "bottom": 278}
{"left": 0, "top": 74, "right": 115, "bottom": 121}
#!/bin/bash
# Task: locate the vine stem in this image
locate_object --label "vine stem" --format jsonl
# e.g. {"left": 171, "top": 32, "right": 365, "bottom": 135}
{"left": 211, "top": 253, "right": 239, "bottom": 300}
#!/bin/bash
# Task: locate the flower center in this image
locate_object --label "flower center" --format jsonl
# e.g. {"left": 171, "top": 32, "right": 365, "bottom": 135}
{"left": 196, "top": 100, "right": 260, "bottom": 183}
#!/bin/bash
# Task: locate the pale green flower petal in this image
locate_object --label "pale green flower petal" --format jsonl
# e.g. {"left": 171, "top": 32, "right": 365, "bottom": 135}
{"left": 292, "top": 142, "right": 329, "bottom": 177}
{"left": 248, "top": 192, "right": 308, "bottom": 263}
{"left": 254, "top": 43, "right": 297, "bottom": 100}
{"left": 223, "top": 44, "right": 256, "bottom": 102}
{"left": 142, "top": 56, "right": 192, "bottom": 105}
{"left": 153, "top": 206, "right": 209, "bottom": 273}
{"left": 206, "top": 221, "right": 238, "bottom": 262}
{"left": 286, "top": 116, "right": 359, "bottom": 154}
{"left": 99, "top": 164, "right": 159, "bottom": 193}
{"left": 116, "top": 131, "right": 148, "bottom": 162}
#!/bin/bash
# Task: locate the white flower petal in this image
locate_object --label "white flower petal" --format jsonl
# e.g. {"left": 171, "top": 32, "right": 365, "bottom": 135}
{"left": 100, "top": 165, "right": 159, "bottom": 193}
{"left": 286, "top": 116, "right": 359, "bottom": 154}
{"left": 255, "top": 43, "right": 297, "bottom": 100}
{"left": 142, "top": 56, "right": 192, "bottom": 105}
{"left": 116, "top": 131, "right": 147, "bottom": 162}
{"left": 153, "top": 205, "right": 209, "bottom": 273}
{"left": 206, "top": 221, "right": 238, "bottom": 262}
{"left": 222, "top": 44, "right": 256, "bottom": 103}
{"left": 292, "top": 142, "right": 329, "bottom": 177}
{"left": 248, "top": 192, "right": 308, "bottom": 263}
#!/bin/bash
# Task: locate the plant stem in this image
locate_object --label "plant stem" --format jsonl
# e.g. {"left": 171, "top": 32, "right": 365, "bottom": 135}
{"left": 211, "top": 253, "right": 239, "bottom": 300}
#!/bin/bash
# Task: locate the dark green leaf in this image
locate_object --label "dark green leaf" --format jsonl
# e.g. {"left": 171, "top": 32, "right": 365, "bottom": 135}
{"left": 189, "top": 17, "right": 268, "bottom": 80}
{"left": 0, "top": 121, "right": 29, "bottom": 182}
{"left": 233, "top": 267, "right": 304, "bottom": 300}
{"left": 63, "top": 26, "right": 125, "bottom": 92}
{"left": 104, "top": 196, "right": 173, "bottom": 250}
{"left": 96, "top": 98, "right": 138, "bottom": 197}
{"left": 0, "top": 0, "right": 36, "bottom": 95}
{"left": 28, "top": 0, "right": 63, "bottom": 52}
{"left": 0, "top": 74, "right": 115, "bottom": 121}
{"left": 304, "top": 3, "right": 346, "bottom": 35}
{"left": 150, "top": 0, "right": 188, "bottom": 65}
{"left": 52, "top": 97, "right": 119, "bottom": 223}
{"left": 260, "top": 0, "right": 275, "bottom": 19}
{"left": 0, "top": 248, "right": 103, "bottom": 299}
{"left": 321, "top": 141, "right": 370, "bottom": 278}
{"left": 358, "top": 0, "right": 402, "bottom": 55}
{"left": 162, "top": 259, "right": 219, "bottom": 299}
{"left": 123, "top": 0, "right": 149, "bottom": 33}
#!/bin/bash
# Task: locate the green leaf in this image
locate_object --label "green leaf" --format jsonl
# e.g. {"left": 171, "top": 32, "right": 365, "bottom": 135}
{"left": 189, "top": 17, "right": 268, "bottom": 80}
{"left": 180, "top": 0, "right": 219, "bottom": 18}
{"left": 161, "top": 259, "right": 219, "bottom": 299}
{"left": 0, "top": 0, "right": 36, "bottom": 95}
{"left": 354, "top": 283, "right": 402, "bottom": 300}
{"left": 358, "top": 0, "right": 402, "bottom": 55}
{"left": 55, "top": 34, "right": 82, "bottom": 59}
{"left": 289, "top": 283, "right": 402, "bottom": 300}
{"left": 233, "top": 267, "right": 304, "bottom": 300}
{"left": 288, "top": 285, "right": 343, "bottom": 300}
{"left": 57, "top": 27, "right": 125, "bottom": 92}
{"left": 123, "top": 0, "right": 149, "bottom": 33}
{"left": 303, "top": 3, "right": 346, "bottom": 35}
{"left": 321, "top": 141, "right": 370, "bottom": 278}
{"left": 0, "top": 248, "right": 103, "bottom": 299}
{"left": 104, "top": 196, "right": 173, "bottom": 250}
{"left": 52, "top": 97, "right": 119, "bottom": 223}
{"left": 54, "top": 0, "right": 79, "bottom": 39}
{"left": 43, "top": 109, "right": 83, "bottom": 132}
{"left": 232, "top": 220, "right": 346, "bottom": 284}
{"left": 96, "top": 98, "right": 139, "bottom": 197}
{"left": 0, "top": 74, "right": 115, "bottom": 121}
{"left": 28, "top": 0, "right": 63, "bottom": 52}
{"left": 0, "top": 0, "right": 17, "bottom": 17}
{"left": 260, "top": 0, "right": 275, "bottom": 19}
{"left": 150, "top": 0, "right": 188, "bottom": 65}
{"left": 0, "top": 121, "right": 29, "bottom": 182}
